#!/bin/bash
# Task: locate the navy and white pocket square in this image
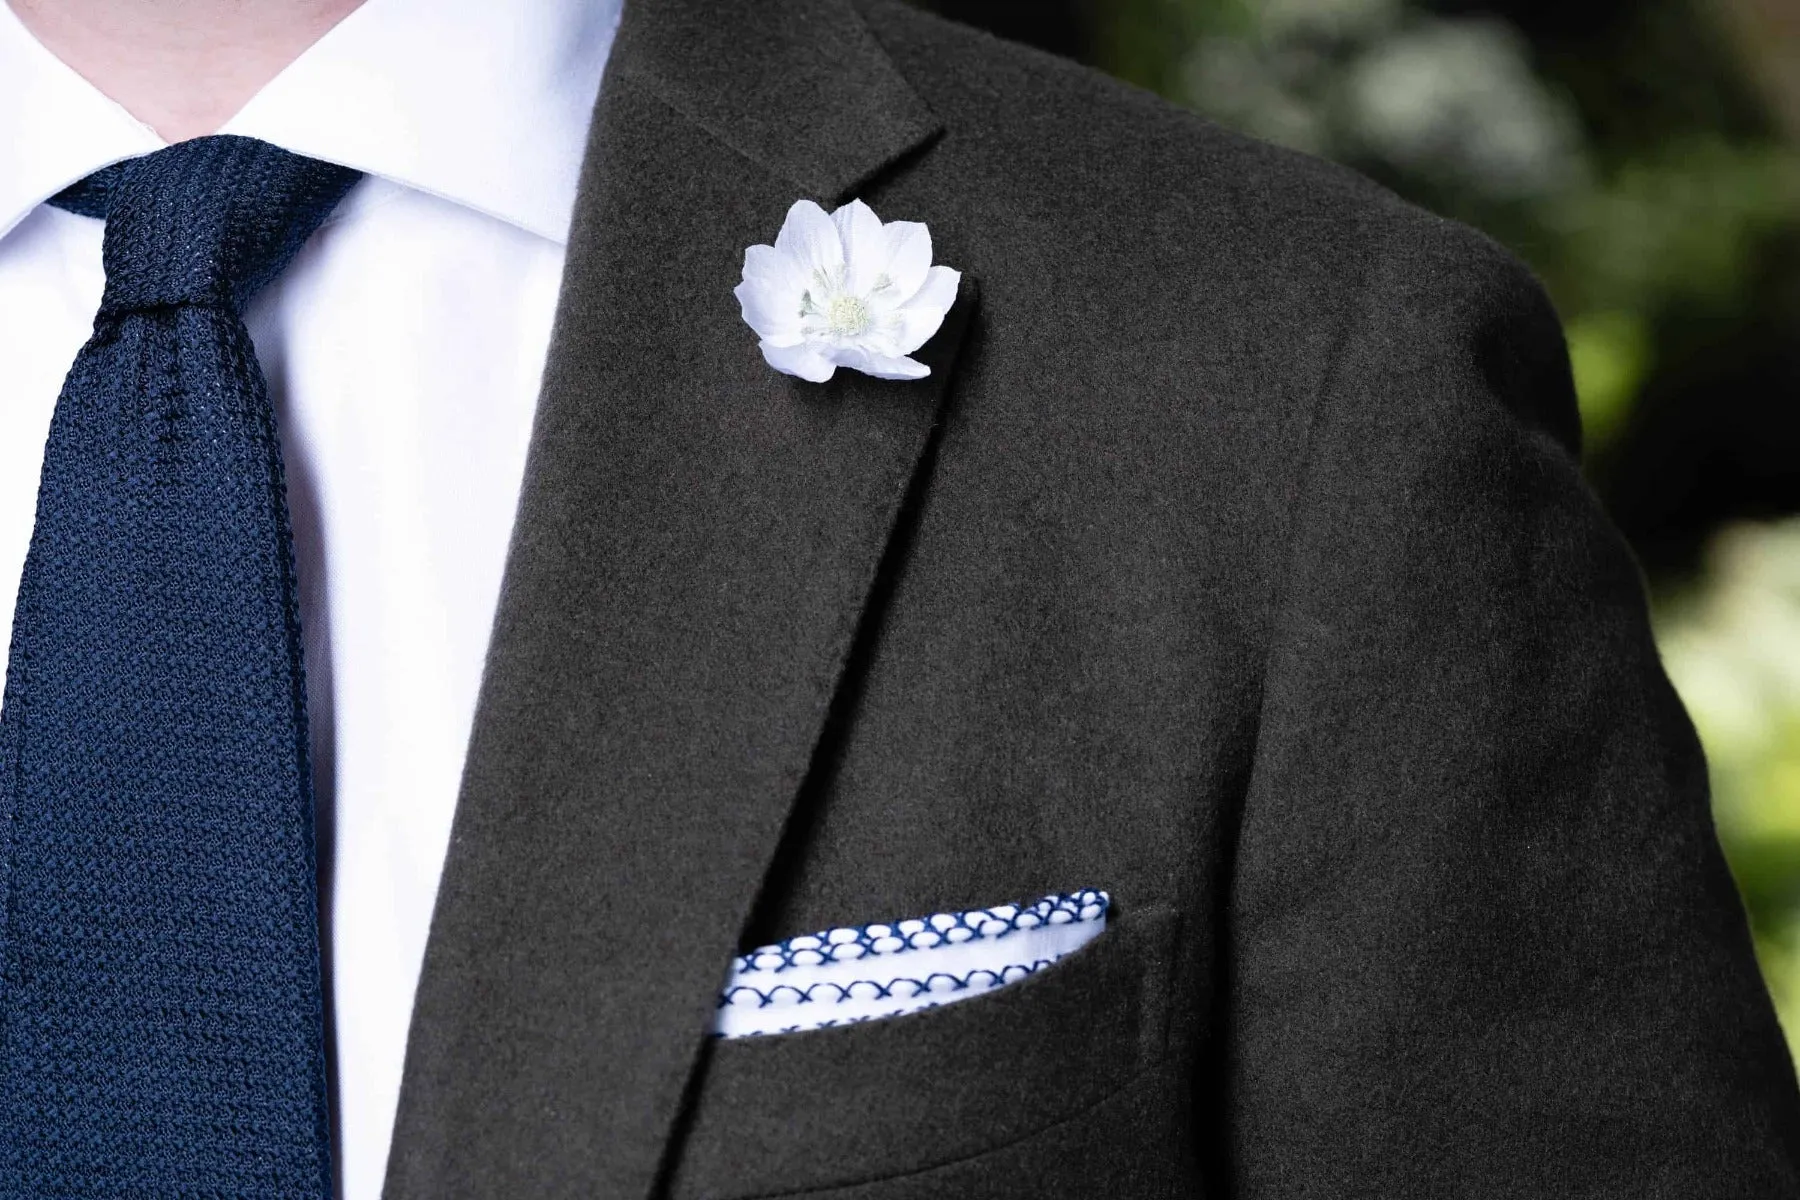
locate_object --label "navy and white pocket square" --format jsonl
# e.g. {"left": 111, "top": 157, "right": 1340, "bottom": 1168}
{"left": 713, "top": 889, "right": 1109, "bottom": 1038}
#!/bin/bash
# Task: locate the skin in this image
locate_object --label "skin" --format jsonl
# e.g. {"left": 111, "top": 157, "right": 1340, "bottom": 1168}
{"left": 8, "top": 0, "right": 366, "bottom": 141}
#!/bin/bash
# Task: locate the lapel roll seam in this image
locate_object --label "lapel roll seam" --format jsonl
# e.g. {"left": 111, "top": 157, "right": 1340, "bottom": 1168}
{"left": 606, "top": 0, "right": 942, "bottom": 204}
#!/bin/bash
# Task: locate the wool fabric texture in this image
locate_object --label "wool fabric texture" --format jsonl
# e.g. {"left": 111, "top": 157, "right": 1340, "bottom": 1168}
{"left": 380, "top": 1, "right": 1800, "bottom": 1195}
{"left": 0, "top": 136, "right": 360, "bottom": 1195}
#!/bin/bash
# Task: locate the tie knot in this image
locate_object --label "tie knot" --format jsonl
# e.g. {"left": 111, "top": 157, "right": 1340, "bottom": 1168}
{"left": 50, "top": 135, "right": 362, "bottom": 317}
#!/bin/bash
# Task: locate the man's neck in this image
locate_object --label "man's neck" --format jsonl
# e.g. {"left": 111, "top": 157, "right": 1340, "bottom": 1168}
{"left": 8, "top": 0, "right": 366, "bottom": 142}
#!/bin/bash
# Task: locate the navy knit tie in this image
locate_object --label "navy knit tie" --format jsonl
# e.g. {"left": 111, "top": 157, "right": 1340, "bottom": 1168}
{"left": 0, "top": 136, "right": 360, "bottom": 1195}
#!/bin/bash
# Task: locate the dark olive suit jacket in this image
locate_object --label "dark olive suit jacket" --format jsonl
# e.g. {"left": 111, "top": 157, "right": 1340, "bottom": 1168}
{"left": 380, "top": 0, "right": 1800, "bottom": 1195}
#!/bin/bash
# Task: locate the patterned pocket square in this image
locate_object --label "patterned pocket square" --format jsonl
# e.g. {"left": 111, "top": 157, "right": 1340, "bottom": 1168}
{"left": 713, "top": 889, "right": 1109, "bottom": 1038}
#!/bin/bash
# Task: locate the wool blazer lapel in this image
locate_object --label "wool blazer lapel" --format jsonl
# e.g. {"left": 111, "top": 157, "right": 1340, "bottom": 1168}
{"left": 383, "top": 2, "right": 975, "bottom": 1196}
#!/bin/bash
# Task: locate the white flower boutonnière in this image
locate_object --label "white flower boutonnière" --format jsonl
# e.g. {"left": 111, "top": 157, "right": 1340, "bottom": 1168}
{"left": 735, "top": 198, "right": 962, "bottom": 382}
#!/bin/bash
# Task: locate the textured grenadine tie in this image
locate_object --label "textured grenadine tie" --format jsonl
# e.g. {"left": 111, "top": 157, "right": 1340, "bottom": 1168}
{"left": 0, "top": 135, "right": 360, "bottom": 1195}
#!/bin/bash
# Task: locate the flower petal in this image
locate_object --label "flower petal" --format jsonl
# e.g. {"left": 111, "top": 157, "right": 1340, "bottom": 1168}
{"left": 831, "top": 345, "right": 931, "bottom": 380}
{"left": 773, "top": 198, "right": 844, "bottom": 282}
{"left": 761, "top": 339, "right": 838, "bottom": 382}
{"left": 735, "top": 277, "right": 804, "bottom": 346}
{"left": 890, "top": 265, "right": 961, "bottom": 354}
{"left": 742, "top": 242, "right": 805, "bottom": 295}
{"left": 871, "top": 219, "right": 933, "bottom": 306}
{"left": 902, "top": 263, "right": 960, "bottom": 314}
{"left": 832, "top": 199, "right": 887, "bottom": 295}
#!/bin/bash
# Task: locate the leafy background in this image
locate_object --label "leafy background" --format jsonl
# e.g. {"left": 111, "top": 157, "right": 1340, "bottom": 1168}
{"left": 923, "top": 0, "right": 1800, "bottom": 1063}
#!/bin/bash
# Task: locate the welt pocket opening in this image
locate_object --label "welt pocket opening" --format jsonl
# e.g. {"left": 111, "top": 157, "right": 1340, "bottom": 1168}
{"left": 665, "top": 902, "right": 1178, "bottom": 1200}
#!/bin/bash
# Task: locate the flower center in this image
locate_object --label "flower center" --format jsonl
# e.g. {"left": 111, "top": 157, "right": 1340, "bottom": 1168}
{"left": 826, "top": 293, "right": 873, "bottom": 337}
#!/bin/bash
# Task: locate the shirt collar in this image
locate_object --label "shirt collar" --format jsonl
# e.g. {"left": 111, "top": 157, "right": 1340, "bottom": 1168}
{"left": 0, "top": 0, "right": 621, "bottom": 246}
{"left": 0, "top": 3, "right": 163, "bottom": 241}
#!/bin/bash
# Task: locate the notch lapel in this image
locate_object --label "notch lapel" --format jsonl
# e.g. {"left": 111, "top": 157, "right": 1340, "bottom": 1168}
{"left": 383, "top": 2, "right": 976, "bottom": 1196}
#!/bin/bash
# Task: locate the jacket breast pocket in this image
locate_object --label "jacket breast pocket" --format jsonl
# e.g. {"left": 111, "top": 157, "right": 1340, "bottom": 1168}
{"left": 665, "top": 902, "right": 1179, "bottom": 1199}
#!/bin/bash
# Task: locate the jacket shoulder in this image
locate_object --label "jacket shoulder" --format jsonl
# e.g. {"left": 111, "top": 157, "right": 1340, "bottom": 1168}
{"left": 856, "top": 0, "right": 1575, "bottom": 444}
{"left": 858, "top": 4, "right": 1402, "bottom": 247}
{"left": 857, "top": 1, "right": 1548, "bottom": 322}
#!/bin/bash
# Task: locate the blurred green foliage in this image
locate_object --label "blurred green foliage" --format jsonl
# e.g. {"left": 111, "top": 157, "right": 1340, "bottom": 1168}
{"left": 932, "top": 0, "right": 1800, "bottom": 1062}
{"left": 1661, "top": 522, "right": 1800, "bottom": 1060}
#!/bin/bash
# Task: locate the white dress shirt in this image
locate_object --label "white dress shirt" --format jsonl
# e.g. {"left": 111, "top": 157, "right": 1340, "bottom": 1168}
{"left": 0, "top": 0, "right": 620, "bottom": 1193}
